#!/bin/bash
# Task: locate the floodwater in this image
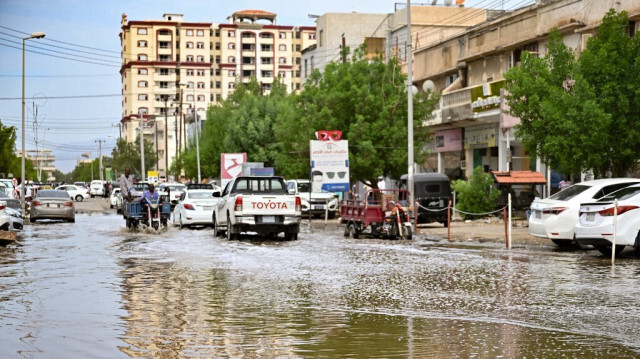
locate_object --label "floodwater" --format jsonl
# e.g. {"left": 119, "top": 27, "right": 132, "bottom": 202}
{"left": 1, "top": 213, "right": 640, "bottom": 358}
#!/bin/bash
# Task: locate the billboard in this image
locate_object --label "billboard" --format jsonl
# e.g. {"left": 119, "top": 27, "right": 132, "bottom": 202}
{"left": 310, "top": 139, "right": 350, "bottom": 192}
{"left": 221, "top": 153, "right": 247, "bottom": 187}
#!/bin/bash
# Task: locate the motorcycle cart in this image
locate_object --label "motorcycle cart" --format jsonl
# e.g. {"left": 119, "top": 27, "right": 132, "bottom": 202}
{"left": 123, "top": 198, "right": 171, "bottom": 230}
{"left": 340, "top": 189, "right": 413, "bottom": 240}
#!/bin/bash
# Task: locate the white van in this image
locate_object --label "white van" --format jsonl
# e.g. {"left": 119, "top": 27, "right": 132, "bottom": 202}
{"left": 89, "top": 180, "right": 105, "bottom": 197}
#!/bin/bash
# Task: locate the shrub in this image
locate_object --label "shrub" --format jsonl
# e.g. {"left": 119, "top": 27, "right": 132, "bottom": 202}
{"left": 451, "top": 166, "right": 500, "bottom": 219}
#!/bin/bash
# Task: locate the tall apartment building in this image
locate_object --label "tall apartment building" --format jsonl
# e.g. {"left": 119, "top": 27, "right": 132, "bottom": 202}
{"left": 119, "top": 11, "right": 315, "bottom": 180}
{"left": 16, "top": 149, "right": 56, "bottom": 182}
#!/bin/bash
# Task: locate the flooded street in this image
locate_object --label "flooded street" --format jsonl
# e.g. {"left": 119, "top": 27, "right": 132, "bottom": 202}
{"left": 2, "top": 213, "right": 640, "bottom": 358}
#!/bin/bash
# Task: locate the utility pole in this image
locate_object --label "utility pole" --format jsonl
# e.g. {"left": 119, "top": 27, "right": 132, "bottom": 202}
{"left": 163, "top": 95, "right": 169, "bottom": 180}
{"left": 406, "top": 0, "right": 416, "bottom": 219}
{"left": 95, "top": 139, "right": 105, "bottom": 182}
{"left": 178, "top": 88, "right": 183, "bottom": 153}
{"left": 154, "top": 118, "right": 158, "bottom": 171}
{"left": 140, "top": 114, "right": 145, "bottom": 182}
{"left": 342, "top": 34, "right": 346, "bottom": 63}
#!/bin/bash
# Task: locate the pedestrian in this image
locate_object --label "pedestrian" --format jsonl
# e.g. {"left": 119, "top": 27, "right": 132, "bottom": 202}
{"left": 119, "top": 168, "right": 134, "bottom": 202}
{"left": 103, "top": 182, "right": 110, "bottom": 198}
{"left": 559, "top": 176, "right": 572, "bottom": 191}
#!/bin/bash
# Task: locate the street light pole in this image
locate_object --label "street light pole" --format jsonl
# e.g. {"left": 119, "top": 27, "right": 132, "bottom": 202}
{"left": 21, "top": 31, "right": 45, "bottom": 218}
{"left": 406, "top": 0, "right": 416, "bottom": 218}
{"left": 193, "top": 87, "right": 201, "bottom": 183}
{"left": 95, "top": 139, "right": 105, "bottom": 182}
{"left": 140, "top": 113, "right": 145, "bottom": 182}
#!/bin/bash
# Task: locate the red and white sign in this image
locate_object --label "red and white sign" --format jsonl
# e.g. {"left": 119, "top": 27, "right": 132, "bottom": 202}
{"left": 221, "top": 153, "right": 247, "bottom": 187}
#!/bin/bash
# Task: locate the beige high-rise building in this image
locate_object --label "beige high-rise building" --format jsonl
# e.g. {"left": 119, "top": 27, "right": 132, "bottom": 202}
{"left": 119, "top": 12, "right": 315, "bottom": 180}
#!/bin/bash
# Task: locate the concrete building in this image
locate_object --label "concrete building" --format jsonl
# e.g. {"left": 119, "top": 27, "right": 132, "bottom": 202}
{"left": 16, "top": 149, "right": 56, "bottom": 182}
{"left": 412, "top": 0, "right": 640, "bottom": 182}
{"left": 119, "top": 12, "right": 315, "bottom": 179}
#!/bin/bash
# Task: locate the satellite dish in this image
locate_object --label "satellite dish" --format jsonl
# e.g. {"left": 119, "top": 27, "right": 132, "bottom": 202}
{"left": 422, "top": 80, "right": 435, "bottom": 93}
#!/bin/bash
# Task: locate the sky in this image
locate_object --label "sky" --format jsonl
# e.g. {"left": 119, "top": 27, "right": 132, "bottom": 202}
{"left": 0, "top": 0, "right": 533, "bottom": 173}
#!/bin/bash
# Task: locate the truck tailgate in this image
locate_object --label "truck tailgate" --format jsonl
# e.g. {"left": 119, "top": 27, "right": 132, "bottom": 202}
{"left": 242, "top": 195, "right": 298, "bottom": 216}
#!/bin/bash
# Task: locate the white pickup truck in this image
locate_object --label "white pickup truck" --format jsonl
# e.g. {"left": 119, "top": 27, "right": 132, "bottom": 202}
{"left": 213, "top": 176, "right": 301, "bottom": 240}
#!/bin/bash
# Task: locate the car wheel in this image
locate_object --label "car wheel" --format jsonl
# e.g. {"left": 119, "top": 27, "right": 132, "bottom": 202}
{"left": 213, "top": 215, "right": 224, "bottom": 237}
{"left": 348, "top": 222, "right": 359, "bottom": 239}
{"left": 594, "top": 244, "right": 625, "bottom": 257}
{"left": 179, "top": 215, "right": 184, "bottom": 230}
{"left": 226, "top": 214, "right": 238, "bottom": 240}
{"left": 285, "top": 232, "right": 298, "bottom": 241}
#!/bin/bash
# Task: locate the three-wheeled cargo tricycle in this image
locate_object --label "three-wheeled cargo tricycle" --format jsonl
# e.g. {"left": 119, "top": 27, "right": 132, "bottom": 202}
{"left": 123, "top": 197, "right": 171, "bottom": 230}
{"left": 340, "top": 189, "right": 413, "bottom": 240}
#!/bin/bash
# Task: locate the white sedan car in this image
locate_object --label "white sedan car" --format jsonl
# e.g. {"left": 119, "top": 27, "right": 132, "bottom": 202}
{"left": 575, "top": 184, "right": 640, "bottom": 256}
{"left": 0, "top": 201, "right": 24, "bottom": 232}
{"left": 110, "top": 188, "right": 122, "bottom": 209}
{"left": 529, "top": 178, "right": 640, "bottom": 246}
{"left": 56, "top": 185, "right": 90, "bottom": 202}
{"left": 172, "top": 189, "right": 220, "bottom": 229}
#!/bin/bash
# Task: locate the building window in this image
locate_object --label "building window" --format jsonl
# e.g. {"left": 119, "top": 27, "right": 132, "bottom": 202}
{"left": 159, "top": 81, "right": 169, "bottom": 89}
{"left": 138, "top": 94, "right": 148, "bottom": 101}
{"left": 295, "top": 31, "right": 301, "bottom": 39}
{"left": 187, "top": 81, "right": 194, "bottom": 88}
{"left": 137, "top": 40, "right": 147, "bottom": 47}
{"left": 197, "top": 82, "right": 205, "bottom": 88}
{"left": 158, "top": 54, "right": 171, "bottom": 61}
{"left": 197, "top": 42, "right": 204, "bottom": 49}
{"left": 197, "top": 69, "right": 205, "bottom": 76}
{"left": 261, "top": 57, "right": 272, "bottom": 65}
{"left": 296, "top": 83, "right": 301, "bottom": 90}
{"left": 278, "top": 71, "right": 286, "bottom": 78}
{"left": 197, "top": 29, "right": 204, "bottom": 36}
{"left": 138, "top": 107, "right": 148, "bottom": 114}
{"left": 215, "top": 81, "right": 221, "bottom": 89}
{"left": 229, "top": 70, "right": 236, "bottom": 77}
{"left": 242, "top": 32, "right": 254, "bottom": 38}
{"left": 186, "top": 69, "right": 194, "bottom": 76}
{"left": 215, "top": 68, "right": 221, "bottom": 76}
{"left": 304, "top": 59, "right": 308, "bottom": 77}
{"left": 295, "top": 70, "right": 300, "bottom": 78}
{"left": 158, "top": 30, "right": 170, "bottom": 36}
{"left": 228, "top": 56, "right": 235, "bottom": 63}
{"left": 186, "top": 29, "right": 194, "bottom": 36}
{"left": 309, "top": 33, "right": 316, "bottom": 40}
{"left": 186, "top": 42, "right": 194, "bottom": 48}
{"left": 279, "top": 32, "right": 286, "bottom": 39}
{"left": 137, "top": 54, "right": 148, "bottom": 61}
{"left": 159, "top": 68, "right": 170, "bottom": 75}
{"left": 295, "top": 57, "right": 301, "bottom": 65}
{"left": 186, "top": 55, "right": 194, "bottom": 62}
{"left": 228, "top": 43, "right": 235, "bottom": 50}
{"left": 215, "top": 42, "right": 220, "bottom": 50}
{"left": 186, "top": 95, "right": 194, "bottom": 101}
{"left": 138, "top": 68, "right": 148, "bottom": 75}
{"left": 279, "top": 57, "right": 286, "bottom": 64}
{"left": 261, "top": 71, "right": 273, "bottom": 78}
{"left": 295, "top": 45, "right": 301, "bottom": 52}
{"left": 261, "top": 33, "right": 273, "bottom": 39}
{"left": 261, "top": 44, "right": 272, "bottom": 52}
{"left": 137, "top": 28, "right": 147, "bottom": 35}
{"left": 279, "top": 44, "right": 286, "bottom": 51}
{"left": 319, "top": 30, "right": 323, "bottom": 47}
{"left": 159, "top": 41, "right": 170, "bottom": 49}
{"left": 215, "top": 29, "right": 220, "bottom": 37}
{"left": 228, "top": 30, "right": 235, "bottom": 37}
{"left": 197, "top": 55, "right": 205, "bottom": 62}
{"left": 242, "top": 43, "right": 255, "bottom": 51}
{"left": 229, "top": 82, "right": 235, "bottom": 89}
{"left": 197, "top": 95, "right": 205, "bottom": 101}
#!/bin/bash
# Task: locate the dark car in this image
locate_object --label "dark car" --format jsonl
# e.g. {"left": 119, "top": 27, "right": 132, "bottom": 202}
{"left": 402, "top": 173, "right": 452, "bottom": 227}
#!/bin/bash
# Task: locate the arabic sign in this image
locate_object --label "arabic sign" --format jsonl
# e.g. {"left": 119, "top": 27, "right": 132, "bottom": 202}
{"left": 464, "top": 123, "right": 499, "bottom": 149}
{"left": 310, "top": 140, "right": 350, "bottom": 192}
{"left": 434, "top": 128, "right": 463, "bottom": 152}
{"left": 221, "top": 153, "right": 247, "bottom": 187}
{"left": 470, "top": 80, "right": 505, "bottom": 113}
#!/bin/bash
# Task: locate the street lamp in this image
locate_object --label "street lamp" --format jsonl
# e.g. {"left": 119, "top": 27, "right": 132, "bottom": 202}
{"left": 406, "top": 0, "right": 416, "bottom": 219}
{"left": 129, "top": 113, "right": 145, "bottom": 182}
{"left": 179, "top": 82, "right": 201, "bottom": 183}
{"left": 21, "top": 31, "right": 45, "bottom": 217}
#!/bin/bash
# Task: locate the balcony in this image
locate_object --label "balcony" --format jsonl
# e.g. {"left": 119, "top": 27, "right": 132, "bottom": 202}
{"left": 426, "top": 87, "right": 472, "bottom": 126}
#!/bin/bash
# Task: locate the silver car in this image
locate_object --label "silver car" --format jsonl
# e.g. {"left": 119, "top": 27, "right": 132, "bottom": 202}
{"left": 30, "top": 189, "right": 75, "bottom": 223}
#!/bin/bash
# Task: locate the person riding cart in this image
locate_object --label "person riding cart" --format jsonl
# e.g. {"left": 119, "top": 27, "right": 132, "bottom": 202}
{"left": 141, "top": 183, "right": 162, "bottom": 209}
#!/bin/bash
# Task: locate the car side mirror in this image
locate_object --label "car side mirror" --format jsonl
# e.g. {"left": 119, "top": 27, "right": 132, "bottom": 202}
{"left": 213, "top": 191, "right": 221, "bottom": 197}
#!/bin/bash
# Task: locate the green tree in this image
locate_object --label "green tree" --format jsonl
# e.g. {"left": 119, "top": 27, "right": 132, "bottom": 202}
{"left": 451, "top": 166, "right": 500, "bottom": 219}
{"left": 505, "top": 10, "right": 640, "bottom": 177}
{"left": 111, "top": 137, "right": 157, "bottom": 179}
{"left": 0, "top": 119, "right": 37, "bottom": 180}
{"left": 274, "top": 45, "right": 438, "bottom": 186}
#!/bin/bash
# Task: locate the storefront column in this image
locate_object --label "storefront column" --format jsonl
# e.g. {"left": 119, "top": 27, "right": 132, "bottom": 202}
{"left": 437, "top": 152, "right": 443, "bottom": 174}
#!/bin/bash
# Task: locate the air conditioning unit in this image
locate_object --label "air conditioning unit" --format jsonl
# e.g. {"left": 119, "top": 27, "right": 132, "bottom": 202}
{"left": 460, "top": 160, "right": 466, "bottom": 170}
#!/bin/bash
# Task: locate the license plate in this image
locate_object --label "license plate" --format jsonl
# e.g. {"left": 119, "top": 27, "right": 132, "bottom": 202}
{"left": 314, "top": 205, "right": 324, "bottom": 210}
{"left": 586, "top": 213, "right": 595, "bottom": 222}
{"left": 535, "top": 210, "right": 541, "bottom": 219}
{"left": 203, "top": 206, "right": 213, "bottom": 211}
{"left": 47, "top": 203, "right": 60, "bottom": 208}
{"left": 262, "top": 216, "right": 275, "bottom": 223}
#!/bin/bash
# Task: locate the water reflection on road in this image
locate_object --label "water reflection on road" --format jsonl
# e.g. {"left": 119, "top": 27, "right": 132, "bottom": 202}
{"left": 1, "top": 213, "right": 639, "bottom": 358}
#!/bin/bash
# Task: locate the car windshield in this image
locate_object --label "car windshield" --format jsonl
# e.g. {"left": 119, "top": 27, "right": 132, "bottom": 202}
{"left": 37, "top": 190, "right": 69, "bottom": 198}
{"left": 234, "top": 178, "right": 287, "bottom": 194}
{"left": 598, "top": 186, "right": 640, "bottom": 202}
{"left": 548, "top": 185, "right": 589, "bottom": 201}
{"left": 189, "top": 191, "right": 214, "bottom": 199}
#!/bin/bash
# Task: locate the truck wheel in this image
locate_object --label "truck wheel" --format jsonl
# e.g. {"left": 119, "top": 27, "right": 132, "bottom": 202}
{"left": 285, "top": 232, "right": 298, "bottom": 241}
{"left": 226, "top": 215, "right": 238, "bottom": 240}
{"left": 213, "top": 215, "right": 225, "bottom": 237}
{"left": 349, "top": 223, "right": 359, "bottom": 239}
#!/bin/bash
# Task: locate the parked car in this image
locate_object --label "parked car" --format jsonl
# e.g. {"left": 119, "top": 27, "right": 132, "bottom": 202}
{"left": 89, "top": 180, "right": 105, "bottom": 198}
{"left": 110, "top": 188, "right": 122, "bottom": 209}
{"left": 158, "top": 182, "right": 187, "bottom": 207}
{"left": 56, "top": 184, "right": 90, "bottom": 202}
{"left": 30, "top": 189, "right": 75, "bottom": 223}
{"left": 575, "top": 184, "right": 640, "bottom": 256}
{"left": 0, "top": 201, "right": 23, "bottom": 232}
{"left": 286, "top": 179, "right": 339, "bottom": 218}
{"left": 0, "top": 191, "right": 20, "bottom": 211}
{"left": 172, "top": 188, "right": 221, "bottom": 229}
{"left": 529, "top": 178, "right": 640, "bottom": 246}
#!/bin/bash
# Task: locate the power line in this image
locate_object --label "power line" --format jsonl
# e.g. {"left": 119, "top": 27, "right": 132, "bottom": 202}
{"left": 0, "top": 36, "right": 121, "bottom": 64}
{"left": 0, "top": 25, "right": 121, "bottom": 55}
{"left": 0, "top": 42, "right": 120, "bottom": 68}
{"left": 0, "top": 74, "right": 118, "bottom": 78}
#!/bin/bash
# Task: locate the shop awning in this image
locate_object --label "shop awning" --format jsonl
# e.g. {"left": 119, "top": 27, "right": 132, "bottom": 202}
{"left": 491, "top": 171, "right": 547, "bottom": 185}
